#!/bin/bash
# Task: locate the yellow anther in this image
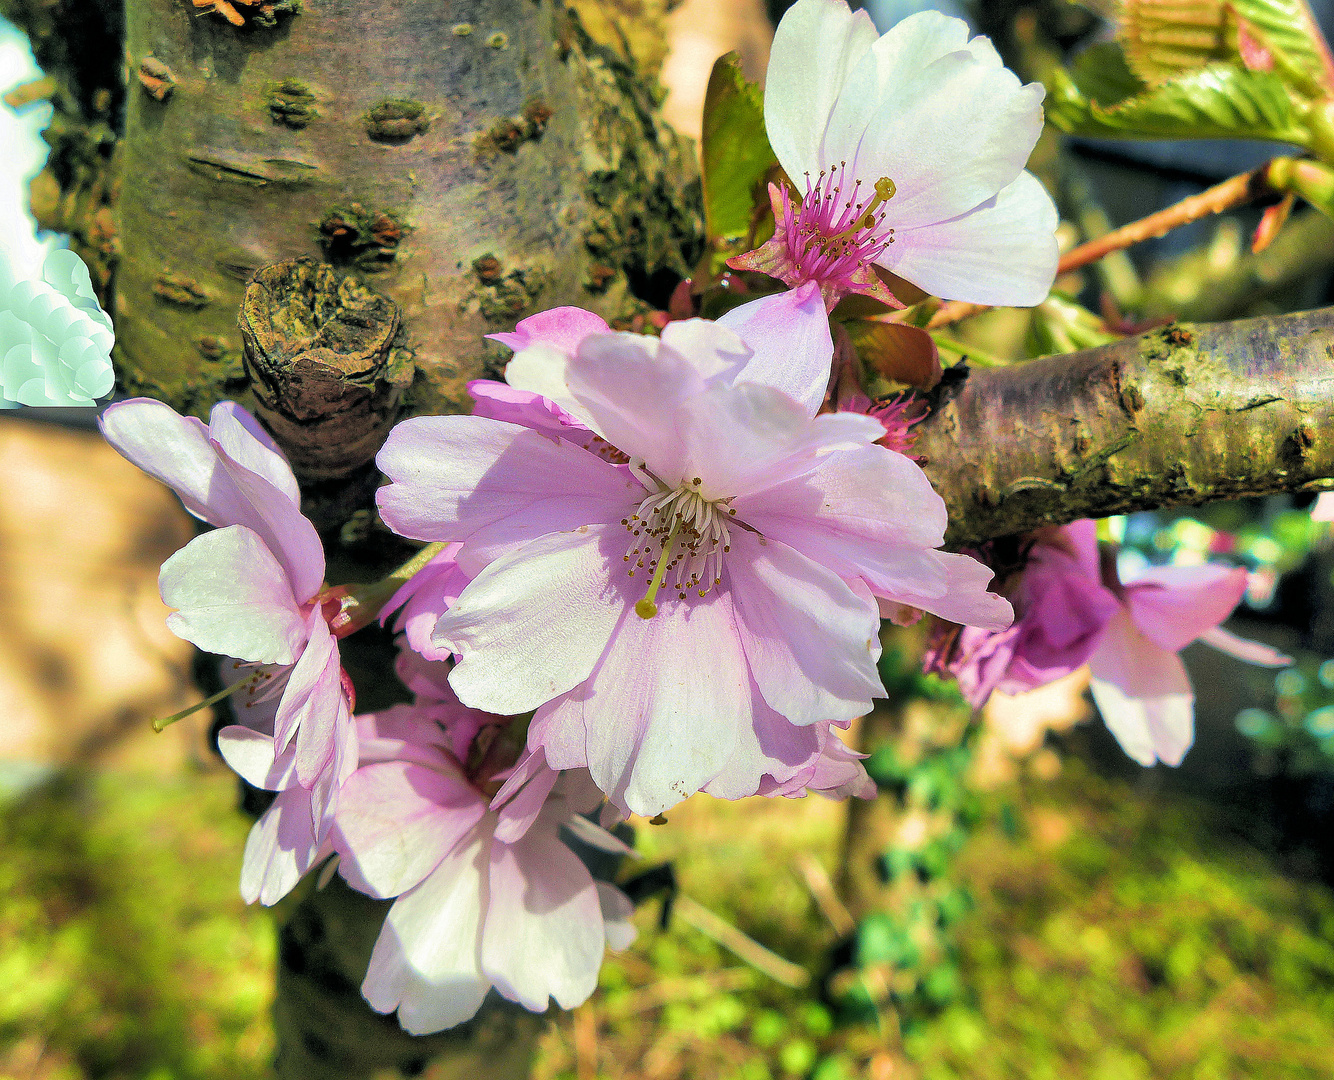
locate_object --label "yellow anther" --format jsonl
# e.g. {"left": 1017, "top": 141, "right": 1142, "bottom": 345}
{"left": 824, "top": 175, "right": 896, "bottom": 245}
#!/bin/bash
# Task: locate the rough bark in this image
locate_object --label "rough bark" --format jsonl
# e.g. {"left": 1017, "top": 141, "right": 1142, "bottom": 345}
{"left": 238, "top": 258, "right": 409, "bottom": 481}
{"left": 114, "top": 0, "right": 701, "bottom": 419}
{"left": 918, "top": 306, "right": 1334, "bottom": 549}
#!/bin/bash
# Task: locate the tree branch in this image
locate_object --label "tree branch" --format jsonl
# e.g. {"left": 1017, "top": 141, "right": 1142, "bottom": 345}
{"left": 917, "top": 306, "right": 1334, "bottom": 548}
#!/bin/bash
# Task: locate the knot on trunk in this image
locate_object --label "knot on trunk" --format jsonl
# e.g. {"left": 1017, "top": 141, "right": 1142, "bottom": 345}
{"left": 239, "top": 259, "right": 411, "bottom": 482}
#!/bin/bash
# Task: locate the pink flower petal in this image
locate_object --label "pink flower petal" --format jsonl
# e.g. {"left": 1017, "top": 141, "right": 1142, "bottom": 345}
{"left": 1197, "top": 626, "right": 1293, "bottom": 667}
{"left": 354, "top": 704, "right": 454, "bottom": 770}
{"left": 334, "top": 761, "right": 487, "bottom": 899}
{"left": 102, "top": 399, "right": 325, "bottom": 602}
{"left": 240, "top": 786, "right": 329, "bottom": 906}
{"left": 673, "top": 382, "right": 885, "bottom": 500}
{"left": 382, "top": 548, "right": 470, "bottom": 662}
{"left": 491, "top": 749, "right": 560, "bottom": 845}
{"left": 802, "top": 733, "right": 877, "bottom": 800}
{"left": 732, "top": 443, "right": 949, "bottom": 573}
{"left": 700, "top": 689, "right": 824, "bottom": 800}
{"left": 487, "top": 307, "right": 610, "bottom": 355}
{"left": 1088, "top": 609, "right": 1195, "bottom": 766}
{"left": 716, "top": 284, "right": 834, "bottom": 415}
{"left": 481, "top": 824, "right": 604, "bottom": 1012}
{"left": 272, "top": 615, "right": 338, "bottom": 766}
{"left": 727, "top": 531, "right": 883, "bottom": 725}
{"left": 376, "top": 415, "right": 639, "bottom": 570}
{"left": 361, "top": 832, "right": 491, "bottom": 1035}
{"left": 878, "top": 172, "right": 1058, "bottom": 306}
{"left": 564, "top": 332, "right": 705, "bottom": 482}
{"left": 878, "top": 550, "right": 1015, "bottom": 632}
{"left": 207, "top": 400, "right": 302, "bottom": 509}
{"left": 209, "top": 408, "right": 325, "bottom": 603}
{"left": 1122, "top": 563, "right": 1247, "bottom": 653}
{"left": 467, "top": 379, "right": 587, "bottom": 442}
{"left": 435, "top": 526, "right": 628, "bottom": 716}
{"left": 159, "top": 526, "right": 306, "bottom": 665}
{"left": 530, "top": 590, "right": 751, "bottom": 816}
{"left": 658, "top": 318, "right": 752, "bottom": 382}
{"left": 100, "top": 398, "right": 230, "bottom": 522}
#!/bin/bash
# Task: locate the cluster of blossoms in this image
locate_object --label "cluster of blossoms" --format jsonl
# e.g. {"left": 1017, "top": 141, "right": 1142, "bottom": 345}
{"left": 99, "top": 0, "right": 1257, "bottom": 1037}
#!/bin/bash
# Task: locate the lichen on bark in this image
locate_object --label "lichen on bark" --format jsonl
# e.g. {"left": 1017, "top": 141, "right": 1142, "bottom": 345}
{"left": 917, "top": 306, "right": 1334, "bottom": 548}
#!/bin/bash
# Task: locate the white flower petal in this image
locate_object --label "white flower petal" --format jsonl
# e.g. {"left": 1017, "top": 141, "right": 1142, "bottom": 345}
{"left": 764, "top": 0, "right": 880, "bottom": 179}
{"left": 878, "top": 172, "right": 1058, "bottom": 306}
{"left": 826, "top": 44, "right": 1044, "bottom": 228}
{"left": 160, "top": 526, "right": 306, "bottom": 664}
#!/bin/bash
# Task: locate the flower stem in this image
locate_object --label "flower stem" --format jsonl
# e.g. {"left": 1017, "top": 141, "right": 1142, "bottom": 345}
{"left": 319, "top": 541, "right": 448, "bottom": 638}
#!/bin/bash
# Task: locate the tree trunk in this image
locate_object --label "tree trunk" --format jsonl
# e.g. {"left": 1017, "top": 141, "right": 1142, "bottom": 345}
{"left": 114, "top": 0, "right": 701, "bottom": 418}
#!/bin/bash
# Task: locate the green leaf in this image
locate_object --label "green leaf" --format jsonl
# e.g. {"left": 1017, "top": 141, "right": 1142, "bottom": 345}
{"left": 1047, "top": 62, "right": 1310, "bottom": 146}
{"left": 1026, "top": 294, "right": 1121, "bottom": 358}
{"left": 700, "top": 53, "right": 779, "bottom": 253}
{"left": 1228, "top": 0, "right": 1334, "bottom": 96}
{"left": 1115, "top": 0, "right": 1334, "bottom": 97}
{"left": 1067, "top": 42, "right": 1147, "bottom": 107}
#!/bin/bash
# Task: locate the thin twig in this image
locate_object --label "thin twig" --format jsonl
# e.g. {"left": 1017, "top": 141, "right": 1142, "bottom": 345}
{"left": 925, "top": 161, "right": 1282, "bottom": 331}
{"left": 672, "top": 894, "right": 810, "bottom": 988}
{"left": 794, "top": 854, "right": 856, "bottom": 936}
{"left": 1055, "top": 163, "right": 1277, "bottom": 276}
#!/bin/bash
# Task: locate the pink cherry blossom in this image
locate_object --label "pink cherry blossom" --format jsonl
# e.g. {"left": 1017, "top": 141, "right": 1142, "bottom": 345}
{"left": 729, "top": 0, "right": 1058, "bottom": 311}
{"left": 332, "top": 710, "right": 635, "bottom": 1034}
{"left": 928, "top": 520, "right": 1290, "bottom": 766}
{"left": 377, "top": 291, "right": 1011, "bottom": 816}
{"left": 100, "top": 398, "right": 353, "bottom": 901}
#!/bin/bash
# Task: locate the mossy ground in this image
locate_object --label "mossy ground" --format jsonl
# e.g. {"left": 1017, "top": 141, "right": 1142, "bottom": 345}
{"left": 2, "top": 758, "right": 1332, "bottom": 1079}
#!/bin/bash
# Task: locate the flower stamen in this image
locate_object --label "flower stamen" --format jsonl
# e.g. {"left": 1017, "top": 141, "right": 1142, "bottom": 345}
{"left": 625, "top": 484, "right": 734, "bottom": 618}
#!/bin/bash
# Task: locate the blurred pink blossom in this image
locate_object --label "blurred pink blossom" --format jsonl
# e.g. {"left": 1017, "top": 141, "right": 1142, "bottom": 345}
{"left": 928, "top": 520, "right": 1290, "bottom": 767}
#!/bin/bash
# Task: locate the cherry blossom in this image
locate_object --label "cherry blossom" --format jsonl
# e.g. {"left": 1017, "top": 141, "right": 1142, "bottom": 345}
{"left": 100, "top": 398, "right": 353, "bottom": 901}
{"left": 928, "top": 520, "right": 1290, "bottom": 766}
{"left": 332, "top": 709, "right": 635, "bottom": 1034}
{"left": 376, "top": 291, "right": 1011, "bottom": 816}
{"left": 729, "top": 0, "right": 1058, "bottom": 311}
